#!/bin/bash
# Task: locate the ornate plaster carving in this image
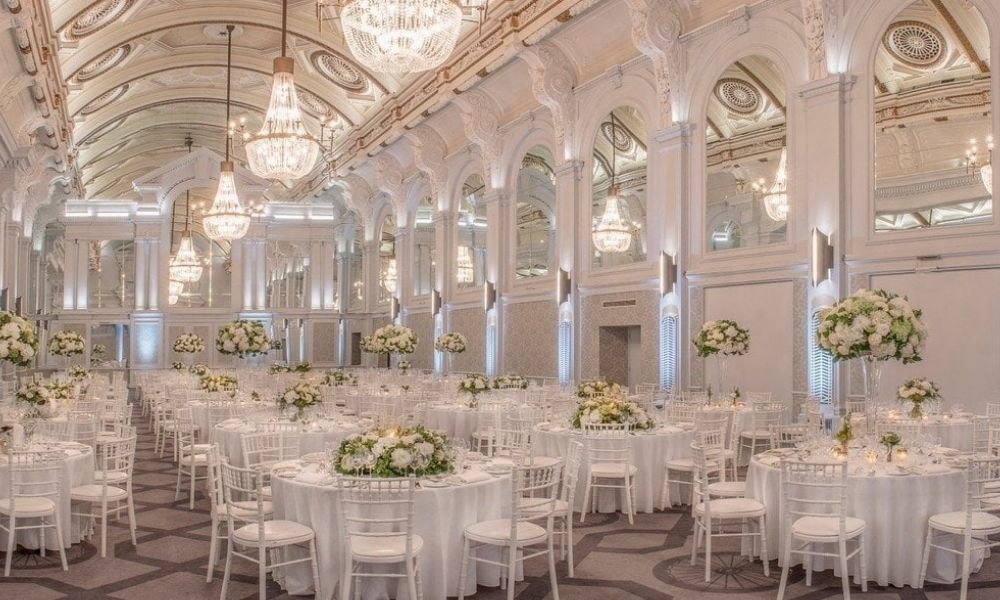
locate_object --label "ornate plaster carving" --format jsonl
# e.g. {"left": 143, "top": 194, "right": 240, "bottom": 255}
{"left": 406, "top": 125, "right": 449, "bottom": 202}
{"left": 521, "top": 41, "right": 577, "bottom": 156}
{"left": 625, "top": 0, "right": 684, "bottom": 128}
{"left": 453, "top": 89, "right": 503, "bottom": 184}
{"left": 801, "top": 0, "right": 840, "bottom": 81}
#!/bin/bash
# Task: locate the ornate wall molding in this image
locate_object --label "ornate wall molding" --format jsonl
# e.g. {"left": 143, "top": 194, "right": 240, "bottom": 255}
{"left": 625, "top": 0, "right": 684, "bottom": 128}
{"left": 521, "top": 41, "right": 578, "bottom": 158}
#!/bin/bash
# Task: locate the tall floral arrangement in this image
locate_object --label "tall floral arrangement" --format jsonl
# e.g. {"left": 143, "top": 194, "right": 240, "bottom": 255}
{"left": 434, "top": 332, "right": 467, "bottom": 353}
{"left": 216, "top": 320, "right": 272, "bottom": 357}
{"left": 16, "top": 382, "right": 54, "bottom": 416}
{"left": 363, "top": 324, "right": 418, "bottom": 355}
{"left": 333, "top": 426, "right": 450, "bottom": 477}
{"left": 0, "top": 311, "right": 38, "bottom": 366}
{"left": 897, "top": 378, "right": 940, "bottom": 419}
{"left": 693, "top": 320, "right": 750, "bottom": 357}
{"left": 576, "top": 378, "right": 624, "bottom": 399}
{"left": 493, "top": 374, "right": 529, "bottom": 390}
{"left": 571, "top": 396, "right": 655, "bottom": 430}
{"left": 277, "top": 382, "right": 322, "bottom": 420}
{"left": 172, "top": 333, "right": 205, "bottom": 354}
{"left": 199, "top": 374, "right": 238, "bottom": 393}
{"left": 189, "top": 363, "right": 210, "bottom": 376}
{"left": 48, "top": 330, "right": 85, "bottom": 357}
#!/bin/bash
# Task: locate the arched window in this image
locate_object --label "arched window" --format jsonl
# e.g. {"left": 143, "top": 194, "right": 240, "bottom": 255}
{"left": 591, "top": 106, "right": 647, "bottom": 267}
{"left": 456, "top": 173, "right": 487, "bottom": 289}
{"left": 515, "top": 145, "right": 555, "bottom": 279}
{"left": 705, "top": 55, "right": 788, "bottom": 251}
{"left": 412, "top": 195, "right": 436, "bottom": 296}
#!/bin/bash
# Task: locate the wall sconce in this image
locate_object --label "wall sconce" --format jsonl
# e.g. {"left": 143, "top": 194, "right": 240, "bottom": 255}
{"left": 431, "top": 289, "right": 442, "bottom": 316}
{"left": 811, "top": 228, "right": 835, "bottom": 287}
{"left": 483, "top": 280, "right": 496, "bottom": 312}
{"left": 659, "top": 251, "right": 677, "bottom": 297}
{"left": 390, "top": 296, "right": 400, "bottom": 321}
{"left": 557, "top": 268, "right": 572, "bottom": 305}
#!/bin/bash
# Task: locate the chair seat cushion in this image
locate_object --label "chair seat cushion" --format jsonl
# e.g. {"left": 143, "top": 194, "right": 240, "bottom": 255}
{"left": 707, "top": 481, "right": 746, "bottom": 498}
{"left": 589, "top": 463, "right": 638, "bottom": 478}
{"left": 216, "top": 500, "right": 274, "bottom": 520}
{"left": 94, "top": 469, "right": 128, "bottom": 483}
{"left": 694, "top": 497, "right": 766, "bottom": 519}
{"left": 518, "top": 497, "right": 570, "bottom": 516}
{"left": 233, "top": 520, "right": 315, "bottom": 545}
{"left": 665, "top": 458, "right": 696, "bottom": 470}
{"left": 791, "top": 516, "right": 865, "bottom": 540}
{"left": 70, "top": 484, "right": 128, "bottom": 502}
{"left": 929, "top": 511, "right": 1000, "bottom": 534}
{"left": 350, "top": 534, "right": 424, "bottom": 562}
{"left": 0, "top": 496, "right": 57, "bottom": 517}
{"left": 740, "top": 430, "right": 773, "bottom": 439}
{"left": 465, "top": 519, "right": 547, "bottom": 545}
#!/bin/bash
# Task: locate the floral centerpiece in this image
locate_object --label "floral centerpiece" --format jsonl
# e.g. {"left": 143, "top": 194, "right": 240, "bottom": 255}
{"left": 458, "top": 373, "right": 492, "bottom": 405}
{"left": 277, "top": 382, "right": 322, "bottom": 421}
{"left": 16, "top": 382, "right": 54, "bottom": 417}
{"left": 363, "top": 325, "right": 418, "bottom": 366}
{"left": 292, "top": 362, "right": 311, "bottom": 373}
{"left": 834, "top": 414, "right": 854, "bottom": 456}
{"left": 45, "top": 381, "right": 74, "bottom": 400}
{"left": 576, "top": 378, "right": 624, "bottom": 399}
{"left": 172, "top": 333, "right": 205, "bottom": 354}
{"left": 897, "top": 378, "right": 940, "bottom": 419}
{"left": 880, "top": 431, "right": 902, "bottom": 463}
{"left": 91, "top": 343, "right": 107, "bottom": 367}
{"left": 172, "top": 361, "right": 185, "bottom": 370}
{"left": 571, "top": 396, "right": 655, "bottom": 430}
{"left": 269, "top": 363, "right": 291, "bottom": 374}
{"left": 434, "top": 332, "right": 467, "bottom": 353}
{"left": 728, "top": 387, "right": 741, "bottom": 406}
{"left": 694, "top": 319, "right": 749, "bottom": 395}
{"left": 48, "top": 330, "right": 86, "bottom": 357}
{"left": 333, "top": 426, "right": 450, "bottom": 477}
{"left": 816, "top": 289, "right": 927, "bottom": 431}
{"left": 0, "top": 310, "right": 38, "bottom": 366}
{"left": 493, "top": 374, "right": 529, "bottom": 390}
{"left": 398, "top": 360, "right": 411, "bottom": 372}
{"left": 199, "top": 374, "right": 238, "bottom": 393}
{"left": 323, "top": 370, "right": 358, "bottom": 387}
{"left": 189, "top": 363, "right": 210, "bottom": 376}
{"left": 216, "top": 320, "right": 272, "bottom": 357}
{"left": 67, "top": 365, "right": 89, "bottom": 381}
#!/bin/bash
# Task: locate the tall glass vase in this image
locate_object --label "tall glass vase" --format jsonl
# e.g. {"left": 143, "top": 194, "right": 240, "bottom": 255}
{"left": 716, "top": 355, "right": 729, "bottom": 401}
{"left": 861, "top": 357, "right": 883, "bottom": 435}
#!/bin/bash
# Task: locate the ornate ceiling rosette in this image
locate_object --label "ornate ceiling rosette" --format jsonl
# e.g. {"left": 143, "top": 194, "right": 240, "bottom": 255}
{"left": 79, "top": 84, "right": 129, "bottom": 116}
{"left": 63, "top": 0, "right": 135, "bottom": 41}
{"left": 310, "top": 50, "right": 369, "bottom": 93}
{"left": 72, "top": 44, "right": 132, "bottom": 84}
{"left": 714, "top": 77, "right": 762, "bottom": 115}
{"left": 883, "top": 20, "right": 947, "bottom": 69}
{"left": 601, "top": 121, "right": 634, "bottom": 153}
{"left": 296, "top": 88, "right": 335, "bottom": 119}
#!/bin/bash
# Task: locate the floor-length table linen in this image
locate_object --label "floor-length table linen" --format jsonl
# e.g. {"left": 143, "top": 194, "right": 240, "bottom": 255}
{"left": 212, "top": 420, "right": 363, "bottom": 467}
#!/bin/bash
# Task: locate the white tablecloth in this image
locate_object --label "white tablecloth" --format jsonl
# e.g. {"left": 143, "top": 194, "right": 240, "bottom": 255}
{"left": 421, "top": 405, "right": 484, "bottom": 441}
{"left": 533, "top": 426, "right": 694, "bottom": 513}
{"left": 212, "top": 421, "right": 363, "bottom": 467}
{"left": 272, "top": 466, "right": 511, "bottom": 600}
{"left": 746, "top": 455, "right": 976, "bottom": 587}
{"left": 0, "top": 442, "right": 95, "bottom": 550}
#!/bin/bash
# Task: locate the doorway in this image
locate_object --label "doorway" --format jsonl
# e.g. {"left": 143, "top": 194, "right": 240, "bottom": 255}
{"left": 598, "top": 325, "right": 641, "bottom": 390}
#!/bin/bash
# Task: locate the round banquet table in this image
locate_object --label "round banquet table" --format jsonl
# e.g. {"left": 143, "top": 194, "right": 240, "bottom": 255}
{"left": 533, "top": 425, "right": 695, "bottom": 513}
{"left": 271, "top": 462, "right": 512, "bottom": 600}
{"left": 421, "top": 404, "right": 485, "bottom": 441}
{"left": 212, "top": 420, "right": 364, "bottom": 467}
{"left": 851, "top": 414, "right": 975, "bottom": 452}
{"left": 747, "top": 451, "right": 978, "bottom": 587}
{"left": 0, "top": 441, "right": 95, "bottom": 551}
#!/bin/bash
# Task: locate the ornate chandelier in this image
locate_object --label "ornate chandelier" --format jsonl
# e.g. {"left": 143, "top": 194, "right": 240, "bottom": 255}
{"left": 966, "top": 136, "right": 994, "bottom": 196}
{"left": 592, "top": 112, "right": 633, "bottom": 254}
{"left": 456, "top": 245, "right": 474, "bottom": 283}
{"left": 168, "top": 279, "right": 184, "bottom": 305}
{"left": 203, "top": 25, "right": 250, "bottom": 242}
{"left": 245, "top": 0, "right": 318, "bottom": 180}
{"left": 382, "top": 258, "right": 397, "bottom": 294}
{"left": 762, "top": 148, "right": 789, "bottom": 222}
{"left": 169, "top": 192, "right": 205, "bottom": 284}
{"left": 339, "top": 0, "right": 464, "bottom": 74}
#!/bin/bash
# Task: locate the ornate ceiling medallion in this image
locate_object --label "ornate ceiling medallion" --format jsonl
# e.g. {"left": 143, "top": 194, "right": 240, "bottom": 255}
{"left": 715, "top": 78, "right": 761, "bottom": 115}
{"left": 310, "top": 51, "right": 368, "bottom": 93}
{"left": 74, "top": 44, "right": 131, "bottom": 83}
{"left": 883, "top": 21, "right": 947, "bottom": 69}
{"left": 296, "top": 89, "right": 335, "bottom": 119}
{"left": 601, "top": 121, "right": 634, "bottom": 153}
{"left": 80, "top": 84, "right": 129, "bottom": 116}
{"left": 66, "top": 0, "right": 134, "bottom": 40}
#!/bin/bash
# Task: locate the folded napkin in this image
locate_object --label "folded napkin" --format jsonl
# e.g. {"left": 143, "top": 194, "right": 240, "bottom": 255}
{"left": 490, "top": 458, "right": 514, "bottom": 468}
{"left": 756, "top": 455, "right": 781, "bottom": 467}
{"left": 272, "top": 460, "right": 301, "bottom": 471}
{"left": 295, "top": 471, "right": 333, "bottom": 485}
{"left": 457, "top": 469, "right": 492, "bottom": 484}
{"left": 64, "top": 448, "right": 82, "bottom": 457}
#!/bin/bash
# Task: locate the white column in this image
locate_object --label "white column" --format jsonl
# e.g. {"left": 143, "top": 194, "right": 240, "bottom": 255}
{"left": 134, "top": 239, "right": 148, "bottom": 310}
{"left": 147, "top": 239, "right": 160, "bottom": 310}
{"left": 75, "top": 239, "right": 88, "bottom": 309}
{"left": 309, "top": 240, "right": 323, "bottom": 309}
{"left": 5, "top": 223, "right": 20, "bottom": 303}
{"left": 0, "top": 206, "right": 7, "bottom": 297}
{"left": 554, "top": 161, "right": 582, "bottom": 383}
{"left": 241, "top": 240, "right": 253, "bottom": 311}
{"left": 255, "top": 240, "right": 266, "bottom": 311}
{"left": 325, "top": 241, "right": 338, "bottom": 310}
{"left": 63, "top": 238, "right": 77, "bottom": 310}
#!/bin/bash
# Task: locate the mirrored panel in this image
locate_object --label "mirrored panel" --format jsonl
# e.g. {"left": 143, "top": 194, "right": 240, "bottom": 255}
{"left": 40, "top": 221, "right": 64, "bottom": 314}
{"left": 349, "top": 222, "right": 365, "bottom": 311}
{"left": 87, "top": 240, "right": 135, "bottom": 309}
{"left": 874, "top": 0, "right": 992, "bottom": 231}
{"left": 591, "top": 106, "right": 647, "bottom": 268}
{"left": 379, "top": 213, "right": 396, "bottom": 303}
{"left": 266, "top": 241, "right": 310, "bottom": 309}
{"left": 169, "top": 190, "right": 233, "bottom": 308}
{"left": 456, "top": 173, "right": 487, "bottom": 289}
{"left": 515, "top": 145, "right": 555, "bottom": 279}
{"left": 705, "top": 55, "right": 788, "bottom": 252}
{"left": 412, "top": 195, "right": 436, "bottom": 296}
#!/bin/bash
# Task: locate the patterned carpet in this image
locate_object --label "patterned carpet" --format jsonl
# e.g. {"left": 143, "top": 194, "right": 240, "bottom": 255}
{"left": 1, "top": 406, "right": 998, "bottom": 599}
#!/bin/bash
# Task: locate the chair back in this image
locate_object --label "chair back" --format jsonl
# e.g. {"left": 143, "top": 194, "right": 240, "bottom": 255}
{"left": 99, "top": 433, "right": 137, "bottom": 482}
{"left": 770, "top": 423, "right": 809, "bottom": 449}
{"left": 691, "top": 428, "right": 727, "bottom": 507}
{"left": 561, "top": 440, "right": 584, "bottom": 507}
{"left": 510, "top": 460, "right": 563, "bottom": 535}
{"left": 666, "top": 403, "right": 699, "bottom": 424}
{"left": 335, "top": 477, "right": 418, "bottom": 560}
{"left": 69, "top": 415, "right": 99, "bottom": 449}
{"left": 694, "top": 410, "right": 729, "bottom": 434}
{"left": 240, "top": 430, "right": 301, "bottom": 471}
{"left": 35, "top": 420, "right": 73, "bottom": 442}
{"left": 964, "top": 456, "right": 1000, "bottom": 515}
{"left": 219, "top": 462, "right": 268, "bottom": 543}
{"left": 581, "top": 423, "right": 632, "bottom": 466}
{"left": 972, "top": 415, "right": 992, "bottom": 456}
{"left": 5, "top": 449, "right": 63, "bottom": 506}
{"left": 780, "top": 460, "right": 851, "bottom": 538}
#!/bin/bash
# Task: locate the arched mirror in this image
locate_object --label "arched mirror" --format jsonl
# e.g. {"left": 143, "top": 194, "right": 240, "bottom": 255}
{"left": 265, "top": 241, "right": 309, "bottom": 309}
{"left": 412, "top": 195, "right": 436, "bottom": 296}
{"left": 169, "top": 190, "right": 233, "bottom": 308}
{"left": 379, "top": 213, "right": 396, "bottom": 303}
{"left": 456, "top": 173, "right": 487, "bottom": 289}
{"left": 874, "top": 1, "right": 992, "bottom": 231}
{"left": 705, "top": 56, "right": 788, "bottom": 251}
{"left": 591, "top": 106, "right": 647, "bottom": 267}
{"left": 515, "top": 145, "right": 555, "bottom": 279}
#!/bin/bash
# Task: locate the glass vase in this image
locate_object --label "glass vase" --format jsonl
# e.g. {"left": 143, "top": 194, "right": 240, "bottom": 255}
{"left": 861, "top": 357, "right": 883, "bottom": 435}
{"left": 716, "top": 355, "right": 729, "bottom": 401}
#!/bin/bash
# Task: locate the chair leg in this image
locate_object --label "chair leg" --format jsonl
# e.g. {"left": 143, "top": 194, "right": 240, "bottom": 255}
{"left": 777, "top": 531, "right": 793, "bottom": 600}
{"left": 547, "top": 533, "right": 560, "bottom": 600}
{"left": 690, "top": 519, "right": 700, "bottom": 566}
{"left": 838, "top": 538, "right": 851, "bottom": 600}
{"left": 4, "top": 514, "right": 14, "bottom": 576}
{"left": 857, "top": 536, "right": 868, "bottom": 592}
{"left": 660, "top": 468, "right": 670, "bottom": 508}
{"left": 189, "top": 463, "right": 197, "bottom": 509}
{"left": 505, "top": 543, "right": 517, "bottom": 600}
{"left": 704, "top": 518, "right": 713, "bottom": 582}
{"left": 206, "top": 522, "right": 219, "bottom": 583}
{"left": 758, "top": 516, "right": 769, "bottom": 577}
{"left": 566, "top": 517, "right": 576, "bottom": 578}
{"left": 308, "top": 539, "right": 321, "bottom": 600}
{"left": 960, "top": 532, "right": 972, "bottom": 600}
{"left": 54, "top": 513, "right": 68, "bottom": 571}
{"left": 175, "top": 459, "right": 183, "bottom": 501}
{"left": 220, "top": 540, "right": 233, "bottom": 600}
{"left": 579, "top": 478, "right": 591, "bottom": 523}
{"left": 258, "top": 545, "right": 267, "bottom": 600}
{"left": 623, "top": 476, "right": 634, "bottom": 525}
{"left": 39, "top": 518, "right": 46, "bottom": 557}
{"left": 101, "top": 500, "right": 109, "bottom": 558}
{"left": 127, "top": 488, "right": 137, "bottom": 546}
{"left": 918, "top": 526, "right": 933, "bottom": 587}
{"left": 406, "top": 549, "right": 418, "bottom": 600}
{"left": 457, "top": 538, "right": 471, "bottom": 600}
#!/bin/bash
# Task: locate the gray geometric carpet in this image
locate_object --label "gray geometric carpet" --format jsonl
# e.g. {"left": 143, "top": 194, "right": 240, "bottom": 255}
{"left": 1, "top": 407, "right": 998, "bottom": 599}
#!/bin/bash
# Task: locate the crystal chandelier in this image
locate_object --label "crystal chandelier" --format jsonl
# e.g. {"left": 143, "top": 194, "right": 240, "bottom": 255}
{"left": 168, "top": 279, "right": 184, "bottom": 305}
{"left": 339, "top": 0, "right": 464, "bottom": 74}
{"left": 592, "top": 112, "right": 633, "bottom": 254}
{"left": 966, "top": 136, "right": 994, "bottom": 196}
{"left": 456, "top": 245, "right": 474, "bottom": 283}
{"left": 762, "top": 148, "right": 789, "bottom": 222}
{"left": 169, "top": 191, "right": 205, "bottom": 284}
{"left": 203, "top": 25, "right": 250, "bottom": 242}
{"left": 244, "top": 0, "right": 318, "bottom": 180}
{"left": 382, "top": 258, "right": 397, "bottom": 294}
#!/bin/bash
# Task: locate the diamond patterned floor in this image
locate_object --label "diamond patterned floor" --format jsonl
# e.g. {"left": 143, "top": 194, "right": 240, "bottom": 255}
{"left": 1, "top": 403, "right": 998, "bottom": 599}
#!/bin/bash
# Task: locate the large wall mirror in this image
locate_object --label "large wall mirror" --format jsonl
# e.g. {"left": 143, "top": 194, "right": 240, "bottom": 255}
{"left": 874, "top": 0, "right": 992, "bottom": 231}
{"left": 456, "top": 173, "right": 487, "bottom": 289}
{"left": 705, "top": 55, "right": 788, "bottom": 252}
{"left": 86, "top": 240, "right": 135, "bottom": 309}
{"left": 412, "top": 195, "right": 436, "bottom": 296}
{"left": 591, "top": 106, "right": 647, "bottom": 268}
{"left": 379, "top": 213, "right": 396, "bottom": 303}
{"left": 515, "top": 145, "right": 555, "bottom": 279}
{"left": 349, "top": 221, "right": 365, "bottom": 311}
{"left": 265, "top": 241, "right": 309, "bottom": 309}
{"left": 170, "top": 190, "right": 232, "bottom": 308}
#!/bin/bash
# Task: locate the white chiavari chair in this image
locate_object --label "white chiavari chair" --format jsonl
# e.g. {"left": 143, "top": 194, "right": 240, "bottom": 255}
{"left": 173, "top": 407, "right": 211, "bottom": 509}
{"left": 1, "top": 449, "right": 68, "bottom": 576}
{"left": 580, "top": 423, "right": 637, "bottom": 524}
{"left": 240, "top": 431, "right": 300, "bottom": 499}
{"left": 738, "top": 402, "right": 784, "bottom": 462}
{"left": 876, "top": 419, "right": 923, "bottom": 445}
{"left": 70, "top": 433, "right": 138, "bottom": 558}
{"left": 770, "top": 423, "right": 810, "bottom": 449}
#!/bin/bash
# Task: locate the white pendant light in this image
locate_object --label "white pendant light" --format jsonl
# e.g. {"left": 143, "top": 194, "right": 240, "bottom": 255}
{"left": 203, "top": 24, "right": 250, "bottom": 242}
{"left": 763, "top": 148, "right": 789, "bottom": 222}
{"left": 245, "top": 0, "right": 318, "bottom": 181}
{"left": 339, "top": 0, "right": 463, "bottom": 74}
{"left": 169, "top": 191, "right": 205, "bottom": 284}
{"left": 592, "top": 112, "right": 633, "bottom": 254}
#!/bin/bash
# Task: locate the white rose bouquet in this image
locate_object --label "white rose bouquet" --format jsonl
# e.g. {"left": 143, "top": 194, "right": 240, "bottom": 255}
{"left": 199, "top": 374, "right": 238, "bottom": 393}
{"left": 16, "top": 381, "right": 54, "bottom": 415}
{"left": 277, "top": 382, "right": 322, "bottom": 420}
{"left": 46, "top": 382, "right": 74, "bottom": 400}
{"left": 172, "top": 333, "right": 205, "bottom": 354}
{"left": 576, "top": 378, "right": 624, "bottom": 399}
{"left": 67, "top": 365, "right": 89, "bottom": 380}
{"left": 359, "top": 335, "right": 379, "bottom": 354}
{"left": 816, "top": 289, "right": 927, "bottom": 363}
{"left": 0, "top": 310, "right": 38, "bottom": 366}
{"left": 48, "top": 330, "right": 86, "bottom": 357}
{"left": 694, "top": 320, "right": 750, "bottom": 357}
{"left": 434, "top": 332, "right": 467, "bottom": 353}
{"left": 458, "top": 373, "right": 492, "bottom": 400}
{"left": 493, "top": 374, "right": 529, "bottom": 390}
{"left": 333, "top": 426, "right": 450, "bottom": 477}
{"left": 269, "top": 363, "right": 291, "bottom": 374}
{"left": 897, "top": 377, "right": 940, "bottom": 418}
{"left": 216, "top": 320, "right": 272, "bottom": 357}
{"left": 189, "top": 363, "right": 210, "bottom": 376}
{"left": 171, "top": 361, "right": 185, "bottom": 370}
{"left": 323, "top": 370, "right": 358, "bottom": 387}
{"left": 366, "top": 324, "right": 418, "bottom": 355}
{"left": 571, "top": 397, "right": 655, "bottom": 430}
